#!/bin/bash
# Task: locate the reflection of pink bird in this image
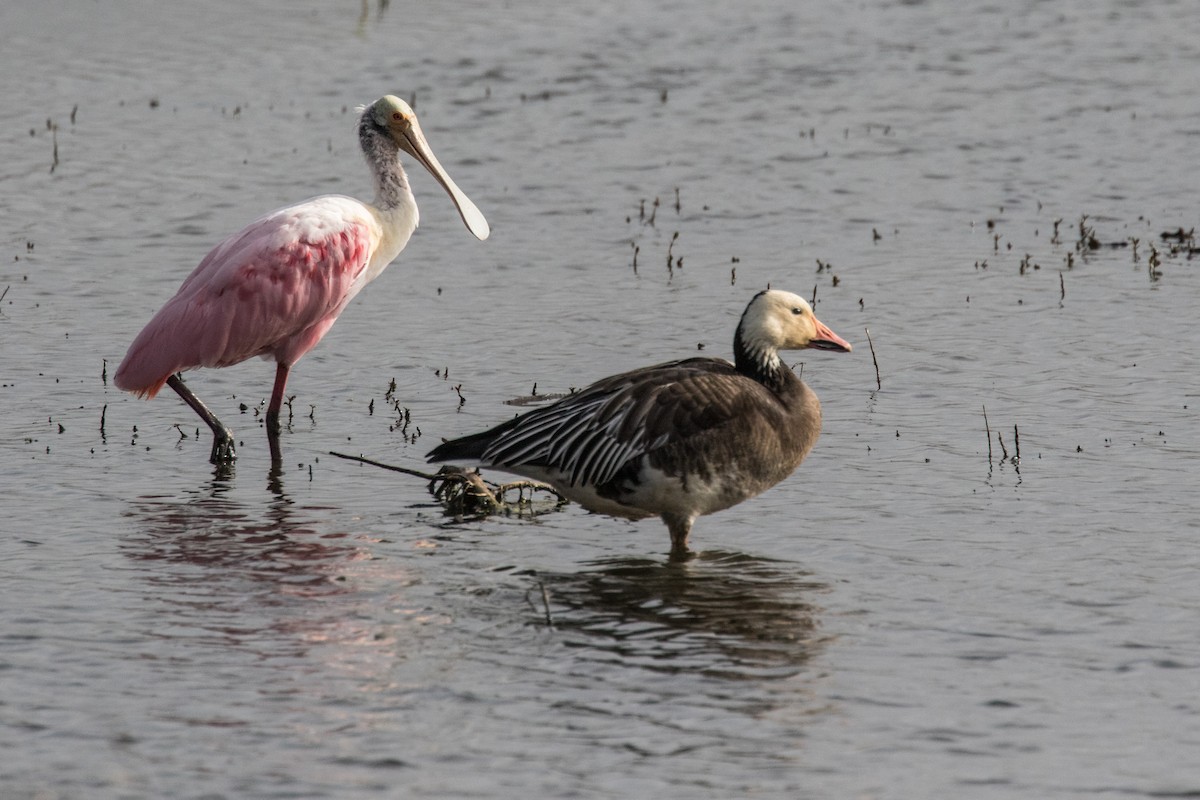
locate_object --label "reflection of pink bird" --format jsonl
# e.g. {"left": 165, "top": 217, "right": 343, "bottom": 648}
{"left": 115, "top": 95, "right": 489, "bottom": 463}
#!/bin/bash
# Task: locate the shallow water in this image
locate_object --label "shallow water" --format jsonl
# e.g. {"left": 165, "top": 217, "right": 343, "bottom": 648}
{"left": 3, "top": 0, "right": 1200, "bottom": 797}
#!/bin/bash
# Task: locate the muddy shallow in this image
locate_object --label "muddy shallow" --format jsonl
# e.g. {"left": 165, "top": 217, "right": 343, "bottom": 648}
{"left": 3, "top": 1, "right": 1200, "bottom": 797}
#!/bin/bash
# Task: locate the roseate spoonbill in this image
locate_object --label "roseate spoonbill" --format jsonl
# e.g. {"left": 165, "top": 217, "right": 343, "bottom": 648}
{"left": 427, "top": 289, "right": 851, "bottom": 557}
{"left": 115, "top": 95, "right": 489, "bottom": 463}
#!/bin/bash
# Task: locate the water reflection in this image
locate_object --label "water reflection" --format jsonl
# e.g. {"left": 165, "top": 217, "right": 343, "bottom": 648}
{"left": 126, "top": 466, "right": 357, "bottom": 576}
{"left": 534, "top": 550, "right": 829, "bottom": 681}
{"left": 119, "top": 465, "right": 378, "bottom": 656}
{"left": 356, "top": 0, "right": 389, "bottom": 35}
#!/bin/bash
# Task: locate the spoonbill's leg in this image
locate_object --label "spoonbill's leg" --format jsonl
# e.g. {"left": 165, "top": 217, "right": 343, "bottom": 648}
{"left": 167, "top": 374, "right": 236, "bottom": 464}
{"left": 267, "top": 426, "right": 283, "bottom": 465}
{"left": 265, "top": 363, "right": 291, "bottom": 436}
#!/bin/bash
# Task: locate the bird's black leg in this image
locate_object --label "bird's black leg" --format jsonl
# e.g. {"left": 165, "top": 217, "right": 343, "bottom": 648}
{"left": 167, "top": 374, "right": 236, "bottom": 463}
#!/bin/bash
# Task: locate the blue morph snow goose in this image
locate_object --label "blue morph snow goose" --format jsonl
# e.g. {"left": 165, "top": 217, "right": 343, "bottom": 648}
{"left": 427, "top": 289, "right": 852, "bottom": 556}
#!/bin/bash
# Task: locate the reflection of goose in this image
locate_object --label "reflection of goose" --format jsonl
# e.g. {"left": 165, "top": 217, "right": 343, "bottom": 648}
{"left": 533, "top": 551, "right": 827, "bottom": 679}
{"left": 429, "top": 290, "right": 851, "bottom": 556}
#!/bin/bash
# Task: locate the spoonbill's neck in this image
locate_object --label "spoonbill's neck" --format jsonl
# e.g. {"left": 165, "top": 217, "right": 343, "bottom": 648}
{"left": 372, "top": 161, "right": 414, "bottom": 215}
{"left": 363, "top": 130, "right": 419, "bottom": 263}
{"left": 359, "top": 125, "right": 414, "bottom": 214}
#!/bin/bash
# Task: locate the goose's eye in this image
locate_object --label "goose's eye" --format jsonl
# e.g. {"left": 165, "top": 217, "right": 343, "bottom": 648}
{"left": 791, "top": 307, "right": 804, "bottom": 316}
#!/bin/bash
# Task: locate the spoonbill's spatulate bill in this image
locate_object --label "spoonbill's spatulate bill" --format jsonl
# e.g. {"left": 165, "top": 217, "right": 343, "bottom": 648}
{"left": 114, "top": 95, "right": 489, "bottom": 464}
{"left": 427, "top": 289, "right": 852, "bottom": 557}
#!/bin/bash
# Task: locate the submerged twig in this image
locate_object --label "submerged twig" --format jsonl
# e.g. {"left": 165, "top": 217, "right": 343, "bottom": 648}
{"left": 865, "top": 328, "right": 881, "bottom": 390}
{"left": 328, "top": 451, "right": 566, "bottom": 519}
{"left": 539, "top": 581, "right": 553, "bottom": 627}
{"left": 982, "top": 405, "right": 993, "bottom": 463}
{"left": 329, "top": 449, "right": 438, "bottom": 479}
{"left": 432, "top": 467, "right": 503, "bottom": 516}
{"left": 50, "top": 121, "right": 59, "bottom": 174}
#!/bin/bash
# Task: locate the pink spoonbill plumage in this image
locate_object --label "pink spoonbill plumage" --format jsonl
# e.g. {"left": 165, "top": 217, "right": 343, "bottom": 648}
{"left": 114, "top": 95, "right": 489, "bottom": 463}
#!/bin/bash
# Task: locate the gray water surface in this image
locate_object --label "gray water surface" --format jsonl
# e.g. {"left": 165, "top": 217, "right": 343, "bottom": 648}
{"left": 3, "top": 1, "right": 1200, "bottom": 797}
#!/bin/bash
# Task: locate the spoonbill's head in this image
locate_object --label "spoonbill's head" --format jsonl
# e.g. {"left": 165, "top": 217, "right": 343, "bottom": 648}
{"left": 365, "top": 94, "right": 490, "bottom": 241}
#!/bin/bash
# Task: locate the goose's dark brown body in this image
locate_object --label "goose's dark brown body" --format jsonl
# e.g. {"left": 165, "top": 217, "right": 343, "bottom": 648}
{"left": 428, "top": 290, "right": 850, "bottom": 554}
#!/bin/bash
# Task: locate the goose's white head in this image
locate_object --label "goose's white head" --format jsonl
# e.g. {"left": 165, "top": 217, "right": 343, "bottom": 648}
{"left": 738, "top": 290, "right": 852, "bottom": 368}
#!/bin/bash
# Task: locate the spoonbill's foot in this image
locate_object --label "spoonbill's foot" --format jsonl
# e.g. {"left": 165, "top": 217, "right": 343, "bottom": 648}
{"left": 209, "top": 429, "right": 237, "bottom": 464}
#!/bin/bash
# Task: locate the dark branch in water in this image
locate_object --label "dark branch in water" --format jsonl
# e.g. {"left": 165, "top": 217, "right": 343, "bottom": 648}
{"left": 537, "top": 581, "right": 553, "bottom": 627}
{"left": 329, "top": 449, "right": 438, "bottom": 480}
{"left": 865, "top": 328, "right": 881, "bottom": 390}
{"left": 328, "top": 451, "right": 566, "bottom": 519}
{"left": 983, "top": 405, "right": 993, "bottom": 464}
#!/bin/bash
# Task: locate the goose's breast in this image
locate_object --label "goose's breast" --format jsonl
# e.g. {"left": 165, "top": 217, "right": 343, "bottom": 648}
{"left": 594, "top": 450, "right": 791, "bottom": 520}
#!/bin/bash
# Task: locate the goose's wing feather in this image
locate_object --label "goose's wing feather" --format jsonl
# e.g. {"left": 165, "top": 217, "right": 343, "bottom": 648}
{"left": 435, "top": 357, "right": 779, "bottom": 487}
